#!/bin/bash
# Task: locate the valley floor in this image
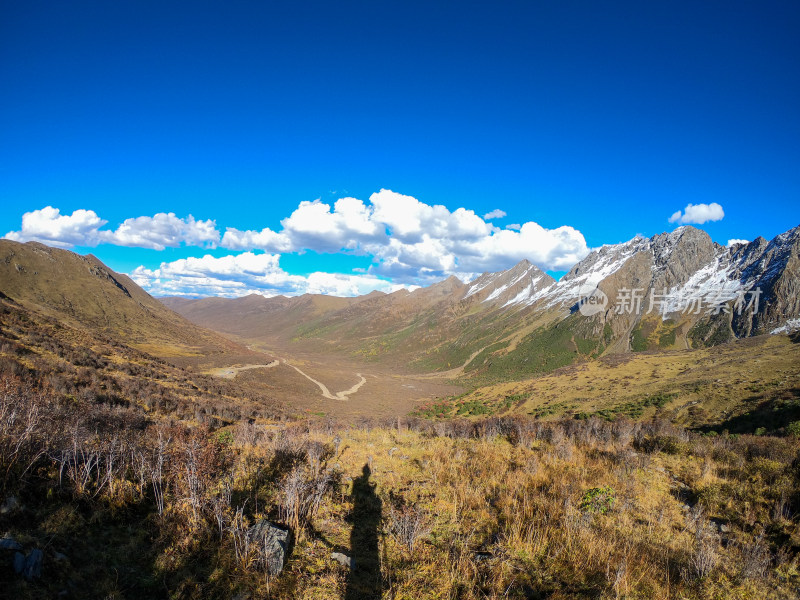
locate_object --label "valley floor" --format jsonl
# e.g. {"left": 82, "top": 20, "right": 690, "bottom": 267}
{"left": 202, "top": 341, "right": 463, "bottom": 419}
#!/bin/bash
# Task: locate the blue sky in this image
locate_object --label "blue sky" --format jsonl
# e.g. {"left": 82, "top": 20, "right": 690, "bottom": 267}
{"left": 2, "top": 1, "right": 798, "bottom": 297}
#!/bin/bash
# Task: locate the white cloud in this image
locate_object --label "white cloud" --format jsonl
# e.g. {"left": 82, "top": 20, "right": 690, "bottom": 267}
{"left": 4, "top": 206, "right": 107, "bottom": 248}
{"left": 221, "top": 189, "right": 590, "bottom": 283}
{"left": 483, "top": 209, "right": 506, "bottom": 220}
{"left": 220, "top": 226, "right": 292, "bottom": 252}
{"left": 668, "top": 203, "right": 725, "bottom": 225}
{"left": 727, "top": 238, "right": 749, "bottom": 247}
{"left": 6, "top": 189, "right": 594, "bottom": 293}
{"left": 108, "top": 213, "right": 219, "bottom": 250}
{"left": 5, "top": 207, "right": 219, "bottom": 250}
{"left": 130, "top": 251, "right": 406, "bottom": 298}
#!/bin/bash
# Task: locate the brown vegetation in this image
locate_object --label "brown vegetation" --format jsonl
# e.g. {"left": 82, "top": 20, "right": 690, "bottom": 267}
{"left": 2, "top": 366, "right": 799, "bottom": 598}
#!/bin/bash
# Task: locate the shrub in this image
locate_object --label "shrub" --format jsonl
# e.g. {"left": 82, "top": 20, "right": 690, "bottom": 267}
{"left": 579, "top": 486, "right": 616, "bottom": 514}
{"left": 786, "top": 421, "right": 800, "bottom": 437}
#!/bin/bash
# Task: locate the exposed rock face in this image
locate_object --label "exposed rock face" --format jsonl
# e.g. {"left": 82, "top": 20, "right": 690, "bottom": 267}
{"left": 463, "top": 259, "right": 555, "bottom": 308}
{"left": 526, "top": 224, "right": 800, "bottom": 346}
{"left": 730, "top": 226, "right": 800, "bottom": 335}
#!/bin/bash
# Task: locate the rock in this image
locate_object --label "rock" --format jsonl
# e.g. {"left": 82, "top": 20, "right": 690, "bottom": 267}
{"left": 248, "top": 520, "right": 289, "bottom": 576}
{"left": 13, "top": 548, "right": 42, "bottom": 580}
{"left": 0, "top": 537, "right": 22, "bottom": 551}
{"left": 0, "top": 496, "right": 19, "bottom": 514}
{"left": 331, "top": 552, "right": 354, "bottom": 570}
{"left": 13, "top": 552, "right": 24, "bottom": 573}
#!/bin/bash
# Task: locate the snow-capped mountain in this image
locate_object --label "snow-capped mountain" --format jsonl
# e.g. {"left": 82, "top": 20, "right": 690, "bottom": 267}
{"left": 463, "top": 259, "right": 554, "bottom": 308}
{"left": 464, "top": 225, "right": 800, "bottom": 339}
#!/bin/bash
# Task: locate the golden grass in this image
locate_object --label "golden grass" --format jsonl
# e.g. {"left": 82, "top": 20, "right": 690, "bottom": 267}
{"left": 219, "top": 418, "right": 800, "bottom": 599}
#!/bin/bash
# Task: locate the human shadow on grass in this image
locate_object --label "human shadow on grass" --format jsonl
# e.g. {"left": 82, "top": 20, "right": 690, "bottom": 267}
{"left": 345, "top": 463, "right": 383, "bottom": 600}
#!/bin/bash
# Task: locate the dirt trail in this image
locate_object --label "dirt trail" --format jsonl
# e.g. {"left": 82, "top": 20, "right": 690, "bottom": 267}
{"left": 417, "top": 345, "right": 488, "bottom": 379}
{"left": 285, "top": 360, "right": 367, "bottom": 400}
{"left": 210, "top": 360, "right": 280, "bottom": 378}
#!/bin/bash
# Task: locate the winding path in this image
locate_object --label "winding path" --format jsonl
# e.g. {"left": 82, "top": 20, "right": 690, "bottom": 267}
{"left": 285, "top": 360, "right": 367, "bottom": 400}
{"left": 212, "top": 360, "right": 280, "bottom": 378}
{"left": 416, "top": 345, "right": 489, "bottom": 379}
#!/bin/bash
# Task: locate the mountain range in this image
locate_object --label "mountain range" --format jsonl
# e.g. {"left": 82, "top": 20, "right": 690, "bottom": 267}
{"left": 164, "top": 224, "right": 800, "bottom": 381}
{"left": 1, "top": 224, "right": 798, "bottom": 419}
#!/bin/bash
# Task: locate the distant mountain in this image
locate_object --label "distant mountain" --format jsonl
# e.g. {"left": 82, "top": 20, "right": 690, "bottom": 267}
{"left": 0, "top": 240, "right": 260, "bottom": 367}
{"left": 163, "top": 224, "right": 800, "bottom": 381}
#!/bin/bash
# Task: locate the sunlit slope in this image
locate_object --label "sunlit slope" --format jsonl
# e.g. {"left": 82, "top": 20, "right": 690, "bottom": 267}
{"left": 0, "top": 240, "right": 259, "bottom": 367}
{"left": 417, "top": 333, "right": 800, "bottom": 434}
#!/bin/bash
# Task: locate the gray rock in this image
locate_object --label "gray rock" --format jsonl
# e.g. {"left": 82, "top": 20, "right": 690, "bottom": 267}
{"left": 0, "top": 537, "right": 22, "bottom": 551}
{"left": 249, "top": 520, "right": 289, "bottom": 576}
{"left": 14, "top": 548, "right": 42, "bottom": 579}
{"left": 0, "top": 496, "right": 19, "bottom": 515}
{"left": 13, "top": 552, "right": 24, "bottom": 574}
{"left": 331, "top": 552, "right": 354, "bottom": 569}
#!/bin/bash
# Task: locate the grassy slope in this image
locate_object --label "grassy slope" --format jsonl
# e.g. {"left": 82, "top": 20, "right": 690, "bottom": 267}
{"left": 0, "top": 240, "right": 258, "bottom": 368}
{"left": 3, "top": 290, "right": 800, "bottom": 598}
{"left": 416, "top": 334, "right": 800, "bottom": 432}
{"left": 0, "top": 296, "right": 286, "bottom": 423}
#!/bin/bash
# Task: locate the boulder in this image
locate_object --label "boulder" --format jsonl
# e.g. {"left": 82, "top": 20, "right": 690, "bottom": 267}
{"left": 14, "top": 548, "right": 42, "bottom": 580}
{"left": 0, "top": 537, "right": 22, "bottom": 551}
{"left": 249, "top": 520, "right": 289, "bottom": 576}
{"left": 331, "top": 551, "right": 354, "bottom": 570}
{"left": 0, "top": 496, "right": 19, "bottom": 515}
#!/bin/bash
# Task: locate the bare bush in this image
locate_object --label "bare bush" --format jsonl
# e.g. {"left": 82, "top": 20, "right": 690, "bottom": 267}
{"left": 0, "top": 376, "right": 51, "bottom": 491}
{"left": 740, "top": 529, "right": 771, "bottom": 580}
{"left": 388, "top": 503, "right": 432, "bottom": 554}
{"left": 278, "top": 463, "right": 336, "bottom": 531}
{"left": 684, "top": 507, "right": 719, "bottom": 580}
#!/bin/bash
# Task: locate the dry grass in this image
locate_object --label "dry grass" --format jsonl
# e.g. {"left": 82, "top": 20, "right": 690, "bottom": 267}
{"left": 2, "top": 363, "right": 800, "bottom": 598}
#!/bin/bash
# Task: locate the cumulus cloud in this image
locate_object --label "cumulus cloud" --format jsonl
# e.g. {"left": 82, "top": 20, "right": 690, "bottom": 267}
{"left": 668, "top": 202, "right": 725, "bottom": 225}
{"left": 4, "top": 207, "right": 218, "bottom": 250}
{"left": 5, "top": 189, "right": 594, "bottom": 293}
{"left": 483, "top": 209, "right": 506, "bottom": 220}
{"left": 727, "top": 238, "right": 749, "bottom": 247}
{"left": 108, "top": 213, "right": 219, "bottom": 250}
{"left": 3, "top": 207, "right": 108, "bottom": 248}
{"left": 130, "top": 252, "right": 406, "bottom": 298}
{"left": 220, "top": 189, "right": 590, "bottom": 283}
